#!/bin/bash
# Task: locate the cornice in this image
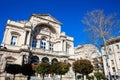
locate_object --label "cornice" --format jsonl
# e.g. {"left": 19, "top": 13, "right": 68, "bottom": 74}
{"left": 31, "top": 14, "right": 62, "bottom": 25}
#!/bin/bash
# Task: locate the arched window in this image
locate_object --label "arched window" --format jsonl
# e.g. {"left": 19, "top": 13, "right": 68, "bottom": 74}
{"left": 40, "top": 38, "right": 46, "bottom": 49}
{"left": 30, "top": 56, "right": 39, "bottom": 64}
{"left": 51, "top": 58, "right": 58, "bottom": 64}
{"left": 42, "top": 57, "right": 49, "bottom": 63}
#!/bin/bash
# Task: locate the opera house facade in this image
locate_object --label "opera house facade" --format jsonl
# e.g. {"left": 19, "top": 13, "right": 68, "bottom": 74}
{"left": 0, "top": 14, "right": 74, "bottom": 80}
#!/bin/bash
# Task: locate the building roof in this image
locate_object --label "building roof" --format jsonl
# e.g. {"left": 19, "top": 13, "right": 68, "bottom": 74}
{"left": 31, "top": 14, "right": 62, "bottom": 25}
{"left": 102, "top": 36, "right": 120, "bottom": 46}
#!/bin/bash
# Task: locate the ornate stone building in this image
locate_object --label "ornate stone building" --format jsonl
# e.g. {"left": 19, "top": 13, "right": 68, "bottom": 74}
{"left": 0, "top": 14, "right": 74, "bottom": 80}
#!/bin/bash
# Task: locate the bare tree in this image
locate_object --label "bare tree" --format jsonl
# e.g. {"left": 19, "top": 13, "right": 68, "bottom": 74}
{"left": 82, "top": 9, "right": 120, "bottom": 46}
{"left": 82, "top": 9, "right": 120, "bottom": 80}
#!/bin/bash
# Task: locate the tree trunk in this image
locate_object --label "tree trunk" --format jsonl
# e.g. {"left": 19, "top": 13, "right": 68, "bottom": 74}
{"left": 75, "top": 72, "right": 77, "bottom": 80}
{"left": 60, "top": 75, "right": 62, "bottom": 80}
{"left": 43, "top": 74, "right": 45, "bottom": 80}
{"left": 83, "top": 75, "right": 86, "bottom": 80}
{"left": 13, "top": 74, "right": 15, "bottom": 80}
{"left": 27, "top": 76, "right": 31, "bottom": 80}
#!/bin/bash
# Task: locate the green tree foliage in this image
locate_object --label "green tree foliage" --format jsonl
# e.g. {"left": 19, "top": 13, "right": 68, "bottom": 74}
{"left": 86, "top": 75, "right": 94, "bottom": 80}
{"left": 94, "top": 72, "right": 106, "bottom": 80}
{"left": 35, "top": 62, "right": 51, "bottom": 80}
{"left": 51, "top": 62, "right": 70, "bottom": 80}
{"left": 21, "top": 63, "right": 35, "bottom": 80}
{"left": 5, "top": 64, "right": 21, "bottom": 80}
{"left": 72, "top": 59, "right": 93, "bottom": 80}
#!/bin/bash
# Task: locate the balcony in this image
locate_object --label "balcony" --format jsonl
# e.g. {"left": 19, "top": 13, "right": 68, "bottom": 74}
{"left": 31, "top": 48, "right": 69, "bottom": 57}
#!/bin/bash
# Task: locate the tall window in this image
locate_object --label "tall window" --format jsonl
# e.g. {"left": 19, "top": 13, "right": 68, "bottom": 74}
{"left": 66, "top": 42, "right": 70, "bottom": 53}
{"left": 66, "top": 47, "right": 70, "bottom": 53}
{"left": 11, "top": 36, "right": 17, "bottom": 46}
{"left": 116, "top": 45, "right": 119, "bottom": 49}
{"left": 40, "top": 38, "right": 46, "bottom": 49}
{"left": 32, "top": 40, "right": 37, "bottom": 48}
{"left": 49, "top": 43, "right": 53, "bottom": 51}
{"left": 111, "top": 60, "right": 114, "bottom": 64}
{"left": 112, "top": 67, "right": 116, "bottom": 72}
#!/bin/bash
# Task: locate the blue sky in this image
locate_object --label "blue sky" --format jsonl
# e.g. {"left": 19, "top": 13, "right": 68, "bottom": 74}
{"left": 0, "top": 0, "right": 120, "bottom": 47}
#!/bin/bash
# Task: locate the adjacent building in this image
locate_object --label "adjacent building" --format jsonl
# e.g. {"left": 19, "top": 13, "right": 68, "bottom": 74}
{"left": 74, "top": 44, "right": 104, "bottom": 77}
{"left": 74, "top": 44, "right": 100, "bottom": 60}
{"left": 101, "top": 36, "right": 120, "bottom": 80}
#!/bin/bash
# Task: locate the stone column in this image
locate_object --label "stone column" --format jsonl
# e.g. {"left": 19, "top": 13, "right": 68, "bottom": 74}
{"left": 24, "top": 31, "right": 27, "bottom": 45}
{"left": 1, "top": 28, "right": 9, "bottom": 46}
{"left": 26, "top": 31, "right": 30, "bottom": 45}
{"left": 36, "top": 40, "right": 40, "bottom": 48}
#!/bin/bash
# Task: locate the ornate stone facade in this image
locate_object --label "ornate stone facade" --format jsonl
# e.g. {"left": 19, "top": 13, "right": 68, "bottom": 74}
{"left": 0, "top": 14, "right": 74, "bottom": 80}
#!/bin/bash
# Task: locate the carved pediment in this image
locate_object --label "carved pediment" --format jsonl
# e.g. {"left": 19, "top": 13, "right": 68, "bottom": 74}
{"left": 32, "top": 14, "right": 61, "bottom": 24}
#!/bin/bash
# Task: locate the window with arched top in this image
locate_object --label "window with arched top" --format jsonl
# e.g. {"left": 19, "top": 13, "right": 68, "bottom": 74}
{"left": 40, "top": 38, "right": 46, "bottom": 49}
{"left": 51, "top": 58, "right": 58, "bottom": 64}
{"left": 42, "top": 57, "right": 49, "bottom": 63}
{"left": 30, "top": 56, "right": 39, "bottom": 64}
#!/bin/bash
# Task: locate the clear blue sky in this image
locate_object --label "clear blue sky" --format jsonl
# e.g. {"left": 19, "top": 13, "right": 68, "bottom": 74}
{"left": 0, "top": 0, "right": 120, "bottom": 47}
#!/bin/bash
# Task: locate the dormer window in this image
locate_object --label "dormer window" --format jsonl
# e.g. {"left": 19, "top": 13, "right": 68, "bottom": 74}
{"left": 10, "top": 36, "right": 17, "bottom": 46}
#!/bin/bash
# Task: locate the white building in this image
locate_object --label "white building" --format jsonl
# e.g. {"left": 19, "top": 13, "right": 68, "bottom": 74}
{"left": 74, "top": 44, "right": 100, "bottom": 60}
{"left": 101, "top": 36, "right": 120, "bottom": 80}
{"left": 0, "top": 14, "right": 75, "bottom": 80}
{"left": 74, "top": 44, "right": 104, "bottom": 78}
